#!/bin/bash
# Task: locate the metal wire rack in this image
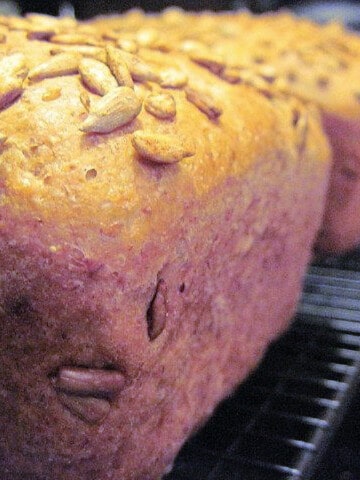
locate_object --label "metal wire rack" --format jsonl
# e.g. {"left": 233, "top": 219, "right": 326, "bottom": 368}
{"left": 165, "top": 266, "right": 360, "bottom": 480}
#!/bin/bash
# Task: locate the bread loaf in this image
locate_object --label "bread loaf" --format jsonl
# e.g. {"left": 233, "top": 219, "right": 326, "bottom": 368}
{"left": 93, "top": 9, "right": 360, "bottom": 254}
{"left": 0, "top": 13, "right": 330, "bottom": 480}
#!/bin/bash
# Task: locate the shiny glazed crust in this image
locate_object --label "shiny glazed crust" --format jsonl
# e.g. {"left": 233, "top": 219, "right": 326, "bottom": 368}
{"left": 0, "top": 13, "right": 330, "bottom": 480}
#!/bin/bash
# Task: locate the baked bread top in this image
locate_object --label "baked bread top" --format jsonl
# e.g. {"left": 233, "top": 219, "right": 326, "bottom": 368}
{"left": 0, "top": 13, "right": 329, "bottom": 262}
{"left": 93, "top": 9, "right": 360, "bottom": 119}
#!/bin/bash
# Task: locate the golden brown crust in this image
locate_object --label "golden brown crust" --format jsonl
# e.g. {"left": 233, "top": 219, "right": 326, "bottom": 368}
{"left": 0, "top": 13, "right": 329, "bottom": 258}
{"left": 92, "top": 9, "right": 360, "bottom": 119}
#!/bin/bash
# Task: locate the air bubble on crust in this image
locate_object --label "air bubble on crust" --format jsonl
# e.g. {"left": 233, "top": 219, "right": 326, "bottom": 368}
{"left": 85, "top": 168, "right": 97, "bottom": 180}
{"left": 317, "top": 76, "right": 329, "bottom": 90}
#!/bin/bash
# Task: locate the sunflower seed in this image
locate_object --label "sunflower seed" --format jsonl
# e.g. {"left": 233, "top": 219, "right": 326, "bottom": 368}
{"left": 136, "top": 28, "right": 159, "bottom": 47}
{"left": 50, "top": 33, "right": 101, "bottom": 47}
{"left": 0, "top": 81, "right": 23, "bottom": 110}
{"left": 28, "top": 53, "right": 80, "bottom": 81}
{"left": 58, "top": 393, "right": 111, "bottom": 425}
{"left": 27, "top": 26, "right": 57, "bottom": 40}
{"left": 185, "top": 86, "right": 222, "bottom": 120}
{"left": 80, "top": 86, "right": 142, "bottom": 133}
{"left": 80, "top": 90, "right": 91, "bottom": 111}
{"left": 106, "top": 46, "right": 134, "bottom": 88}
{"left": 189, "top": 48, "right": 226, "bottom": 75}
{"left": 116, "top": 38, "right": 139, "bottom": 54}
{"left": 54, "top": 366, "right": 125, "bottom": 398}
{"left": 144, "top": 92, "right": 176, "bottom": 120}
{"left": 7, "top": 17, "right": 29, "bottom": 31}
{"left": 0, "top": 56, "right": 26, "bottom": 110}
{"left": 132, "top": 131, "right": 195, "bottom": 164}
{"left": 119, "top": 50, "right": 160, "bottom": 83}
{"left": 79, "top": 58, "right": 118, "bottom": 96}
{"left": 159, "top": 68, "right": 188, "bottom": 89}
{"left": 0, "top": 53, "right": 27, "bottom": 78}
{"left": 220, "top": 67, "right": 244, "bottom": 84}
{"left": 50, "top": 45, "right": 107, "bottom": 63}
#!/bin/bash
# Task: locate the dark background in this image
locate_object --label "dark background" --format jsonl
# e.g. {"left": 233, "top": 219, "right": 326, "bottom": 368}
{"left": 9, "top": 0, "right": 360, "bottom": 23}
{"left": 4, "top": 0, "right": 360, "bottom": 478}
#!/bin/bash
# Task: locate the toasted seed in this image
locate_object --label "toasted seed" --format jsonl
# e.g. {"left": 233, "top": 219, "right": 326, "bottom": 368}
{"left": 7, "top": 17, "right": 30, "bottom": 31}
{"left": 116, "top": 38, "right": 139, "bottom": 54}
{"left": 180, "top": 39, "right": 206, "bottom": 53}
{"left": 257, "top": 64, "right": 277, "bottom": 83}
{"left": 26, "top": 12, "right": 61, "bottom": 26}
{"left": 42, "top": 87, "right": 61, "bottom": 102}
{"left": 0, "top": 80, "right": 23, "bottom": 110}
{"left": 0, "top": 34, "right": 6, "bottom": 44}
{"left": 28, "top": 53, "right": 80, "bottom": 81}
{"left": 136, "top": 28, "right": 159, "bottom": 48}
{"left": 106, "top": 46, "right": 134, "bottom": 88}
{"left": 119, "top": 50, "right": 160, "bottom": 83}
{"left": 132, "top": 131, "right": 195, "bottom": 164}
{"left": 0, "top": 55, "right": 28, "bottom": 110}
{"left": 80, "top": 90, "right": 91, "bottom": 111}
{"left": 54, "top": 366, "right": 126, "bottom": 397}
{"left": 27, "top": 26, "right": 57, "bottom": 40}
{"left": 147, "top": 279, "right": 167, "bottom": 341}
{"left": 144, "top": 92, "right": 176, "bottom": 120}
{"left": 159, "top": 68, "right": 188, "bottom": 89}
{"left": 189, "top": 48, "right": 226, "bottom": 75}
{"left": 50, "top": 33, "right": 101, "bottom": 47}
{"left": 50, "top": 45, "right": 107, "bottom": 63}
{"left": 220, "top": 67, "right": 244, "bottom": 84}
{"left": 80, "top": 86, "right": 142, "bottom": 133}
{"left": 58, "top": 393, "right": 111, "bottom": 425}
{"left": 79, "top": 58, "right": 118, "bottom": 96}
{"left": 185, "top": 86, "right": 223, "bottom": 120}
{"left": 0, "top": 53, "right": 27, "bottom": 78}
{"left": 0, "top": 79, "right": 23, "bottom": 110}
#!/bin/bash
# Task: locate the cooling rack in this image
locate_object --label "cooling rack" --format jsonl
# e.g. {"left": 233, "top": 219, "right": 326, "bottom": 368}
{"left": 165, "top": 265, "right": 360, "bottom": 480}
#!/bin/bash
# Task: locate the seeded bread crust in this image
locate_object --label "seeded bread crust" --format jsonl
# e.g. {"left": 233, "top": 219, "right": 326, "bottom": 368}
{"left": 93, "top": 9, "right": 360, "bottom": 254}
{"left": 0, "top": 13, "right": 330, "bottom": 480}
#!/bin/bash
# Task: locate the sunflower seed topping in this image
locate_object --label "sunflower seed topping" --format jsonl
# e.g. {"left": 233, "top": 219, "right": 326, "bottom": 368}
{"left": 159, "top": 68, "right": 188, "bottom": 89}
{"left": 189, "top": 48, "right": 226, "bottom": 75}
{"left": 50, "top": 33, "right": 101, "bottom": 47}
{"left": 116, "top": 38, "right": 139, "bottom": 54}
{"left": 132, "top": 131, "right": 195, "bottom": 164}
{"left": 79, "top": 57, "right": 118, "bottom": 96}
{"left": 58, "top": 393, "right": 111, "bottom": 425}
{"left": 106, "top": 46, "right": 134, "bottom": 88}
{"left": 54, "top": 366, "right": 126, "bottom": 398}
{"left": 119, "top": 50, "right": 161, "bottom": 83}
{"left": 0, "top": 54, "right": 27, "bottom": 110}
{"left": 80, "top": 86, "right": 142, "bottom": 133}
{"left": 28, "top": 53, "right": 80, "bottom": 81}
{"left": 144, "top": 92, "right": 176, "bottom": 119}
{"left": 185, "top": 86, "right": 223, "bottom": 120}
{"left": 50, "top": 45, "right": 107, "bottom": 62}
